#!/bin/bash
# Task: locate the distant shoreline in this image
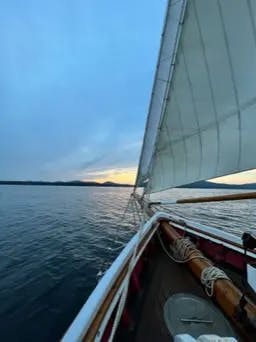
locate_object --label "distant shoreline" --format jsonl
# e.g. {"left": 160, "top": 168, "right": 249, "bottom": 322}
{"left": 1, "top": 179, "right": 256, "bottom": 189}
{"left": 0, "top": 180, "right": 133, "bottom": 187}
{"left": 178, "top": 180, "right": 256, "bottom": 190}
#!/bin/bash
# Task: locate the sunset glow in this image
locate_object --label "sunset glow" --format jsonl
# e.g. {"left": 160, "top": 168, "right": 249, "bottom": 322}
{"left": 83, "top": 168, "right": 256, "bottom": 186}
{"left": 84, "top": 167, "right": 137, "bottom": 185}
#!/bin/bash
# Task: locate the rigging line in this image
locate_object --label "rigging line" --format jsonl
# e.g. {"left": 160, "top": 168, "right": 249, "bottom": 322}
{"left": 133, "top": 195, "right": 142, "bottom": 224}
{"left": 180, "top": 42, "right": 203, "bottom": 180}
{"left": 217, "top": 0, "right": 242, "bottom": 170}
{"left": 133, "top": 198, "right": 143, "bottom": 223}
{"left": 247, "top": 0, "right": 256, "bottom": 47}
{"left": 112, "top": 195, "right": 133, "bottom": 246}
{"left": 97, "top": 196, "right": 134, "bottom": 274}
{"left": 193, "top": 0, "right": 220, "bottom": 176}
{"left": 130, "top": 196, "right": 140, "bottom": 228}
{"left": 109, "top": 194, "right": 149, "bottom": 340}
{"left": 108, "top": 208, "right": 147, "bottom": 342}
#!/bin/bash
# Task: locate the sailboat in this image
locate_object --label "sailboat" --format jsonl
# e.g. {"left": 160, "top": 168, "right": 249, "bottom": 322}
{"left": 62, "top": 0, "right": 256, "bottom": 341}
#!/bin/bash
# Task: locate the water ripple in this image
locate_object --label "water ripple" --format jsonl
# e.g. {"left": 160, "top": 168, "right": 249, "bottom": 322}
{"left": 0, "top": 185, "right": 255, "bottom": 341}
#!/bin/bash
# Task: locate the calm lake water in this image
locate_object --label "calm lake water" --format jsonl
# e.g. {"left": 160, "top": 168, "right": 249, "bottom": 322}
{"left": 0, "top": 185, "right": 256, "bottom": 341}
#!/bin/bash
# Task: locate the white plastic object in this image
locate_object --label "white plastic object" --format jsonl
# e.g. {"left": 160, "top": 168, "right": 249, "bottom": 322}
{"left": 247, "top": 263, "right": 256, "bottom": 293}
{"left": 174, "top": 334, "right": 196, "bottom": 342}
{"left": 197, "top": 335, "right": 237, "bottom": 342}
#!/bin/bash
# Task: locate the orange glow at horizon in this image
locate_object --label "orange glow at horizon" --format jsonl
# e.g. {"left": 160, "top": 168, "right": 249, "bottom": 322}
{"left": 83, "top": 167, "right": 137, "bottom": 185}
{"left": 83, "top": 168, "right": 256, "bottom": 186}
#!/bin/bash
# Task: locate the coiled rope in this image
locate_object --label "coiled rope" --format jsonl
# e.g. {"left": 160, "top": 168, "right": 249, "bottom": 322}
{"left": 157, "top": 230, "right": 230, "bottom": 296}
{"left": 201, "top": 266, "right": 230, "bottom": 297}
{"left": 157, "top": 230, "right": 211, "bottom": 264}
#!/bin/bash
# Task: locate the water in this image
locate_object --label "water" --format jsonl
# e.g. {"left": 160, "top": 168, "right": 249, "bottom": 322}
{"left": 0, "top": 185, "right": 256, "bottom": 341}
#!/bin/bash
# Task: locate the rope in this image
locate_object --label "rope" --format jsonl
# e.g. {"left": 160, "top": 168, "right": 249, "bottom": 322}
{"left": 157, "top": 230, "right": 231, "bottom": 297}
{"left": 201, "top": 266, "right": 230, "bottom": 297}
{"left": 96, "top": 194, "right": 140, "bottom": 280}
{"left": 157, "top": 230, "right": 211, "bottom": 264}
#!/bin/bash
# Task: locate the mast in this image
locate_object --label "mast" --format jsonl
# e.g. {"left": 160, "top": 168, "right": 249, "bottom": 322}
{"left": 135, "top": 0, "right": 187, "bottom": 189}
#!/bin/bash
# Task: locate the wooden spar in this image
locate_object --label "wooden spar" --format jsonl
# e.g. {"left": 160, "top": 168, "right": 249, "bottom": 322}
{"left": 160, "top": 221, "right": 256, "bottom": 338}
{"left": 177, "top": 191, "right": 256, "bottom": 204}
{"left": 149, "top": 191, "right": 256, "bottom": 206}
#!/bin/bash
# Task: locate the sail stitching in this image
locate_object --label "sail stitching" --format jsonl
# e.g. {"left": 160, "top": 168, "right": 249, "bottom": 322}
{"left": 173, "top": 91, "right": 188, "bottom": 180}
{"left": 217, "top": 0, "right": 242, "bottom": 171}
{"left": 180, "top": 42, "right": 202, "bottom": 179}
{"left": 193, "top": 0, "right": 220, "bottom": 177}
{"left": 247, "top": 0, "right": 256, "bottom": 47}
{"left": 156, "top": 95, "right": 256, "bottom": 153}
{"left": 164, "top": 122, "right": 176, "bottom": 185}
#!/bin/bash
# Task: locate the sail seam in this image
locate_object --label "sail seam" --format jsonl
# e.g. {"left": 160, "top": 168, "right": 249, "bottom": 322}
{"left": 156, "top": 95, "right": 256, "bottom": 152}
{"left": 164, "top": 122, "right": 176, "bottom": 185}
{"left": 217, "top": 0, "right": 242, "bottom": 171}
{"left": 247, "top": 0, "right": 256, "bottom": 47}
{"left": 180, "top": 42, "right": 202, "bottom": 180}
{"left": 193, "top": 0, "right": 220, "bottom": 177}
{"left": 173, "top": 91, "right": 188, "bottom": 180}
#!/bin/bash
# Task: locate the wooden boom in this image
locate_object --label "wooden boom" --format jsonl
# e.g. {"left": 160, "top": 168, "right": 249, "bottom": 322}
{"left": 150, "top": 191, "right": 256, "bottom": 206}
{"left": 177, "top": 191, "right": 256, "bottom": 204}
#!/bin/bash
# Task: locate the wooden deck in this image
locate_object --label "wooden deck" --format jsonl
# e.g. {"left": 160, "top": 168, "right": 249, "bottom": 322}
{"left": 113, "top": 231, "right": 254, "bottom": 342}
{"left": 134, "top": 246, "right": 210, "bottom": 341}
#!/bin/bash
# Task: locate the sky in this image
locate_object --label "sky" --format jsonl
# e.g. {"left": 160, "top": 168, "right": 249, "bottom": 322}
{"left": 0, "top": 0, "right": 166, "bottom": 184}
{"left": 0, "top": 1, "right": 255, "bottom": 185}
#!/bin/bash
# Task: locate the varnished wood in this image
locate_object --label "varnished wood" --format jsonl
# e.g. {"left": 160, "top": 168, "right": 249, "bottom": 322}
{"left": 161, "top": 221, "right": 256, "bottom": 340}
{"left": 176, "top": 191, "right": 256, "bottom": 204}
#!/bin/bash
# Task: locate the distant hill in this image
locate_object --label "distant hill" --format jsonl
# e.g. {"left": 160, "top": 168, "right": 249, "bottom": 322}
{"left": 179, "top": 180, "right": 256, "bottom": 189}
{"left": 1, "top": 179, "right": 256, "bottom": 189}
{"left": 0, "top": 180, "right": 133, "bottom": 187}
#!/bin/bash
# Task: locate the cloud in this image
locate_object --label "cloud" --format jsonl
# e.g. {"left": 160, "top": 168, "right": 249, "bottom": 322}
{"left": 79, "top": 155, "right": 106, "bottom": 170}
{"left": 0, "top": 0, "right": 167, "bottom": 181}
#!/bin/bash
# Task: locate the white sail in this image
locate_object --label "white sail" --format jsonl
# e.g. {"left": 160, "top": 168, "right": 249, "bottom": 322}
{"left": 136, "top": 0, "right": 256, "bottom": 193}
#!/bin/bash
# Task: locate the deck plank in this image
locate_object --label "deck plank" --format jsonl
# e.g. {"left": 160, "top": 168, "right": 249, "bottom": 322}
{"left": 134, "top": 246, "right": 211, "bottom": 342}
